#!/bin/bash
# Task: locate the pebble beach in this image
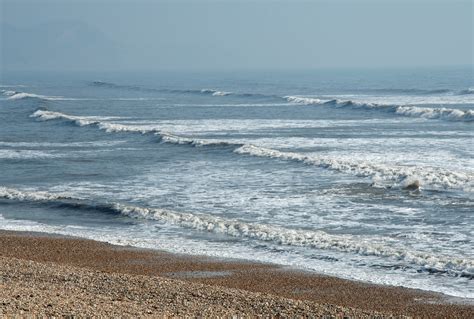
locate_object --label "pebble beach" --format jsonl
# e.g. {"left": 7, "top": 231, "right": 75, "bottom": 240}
{"left": 0, "top": 230, "right": 472, "bottom": 318}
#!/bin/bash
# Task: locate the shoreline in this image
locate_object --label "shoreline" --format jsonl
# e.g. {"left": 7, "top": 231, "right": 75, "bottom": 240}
{"left": 0, "top": 230, "right": 473, "bottom": 317}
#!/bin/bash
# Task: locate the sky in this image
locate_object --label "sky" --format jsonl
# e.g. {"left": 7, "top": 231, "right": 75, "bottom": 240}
{"left": 0, "top": 0, "right": 472, "bottom": 72}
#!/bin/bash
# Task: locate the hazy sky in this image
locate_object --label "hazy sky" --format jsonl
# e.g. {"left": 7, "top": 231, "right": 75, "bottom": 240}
{"left": 1, "top": 0, "right": 472, "bottom": 71}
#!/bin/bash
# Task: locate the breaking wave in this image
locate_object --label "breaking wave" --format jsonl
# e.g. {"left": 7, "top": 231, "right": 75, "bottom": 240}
{"left": 159, "top": 133, "right": 242, "bottom": 147}
{"left": 1, "top": 89, "right": 68, "bottom": 101}
{"left": 31, "top": 110, "right": 241, "bottom": 147}
{"left": 31, "top": 109, "right": 162, "bottom": 134}
{"left": 2, "top": 91, "right": 61, "bottom": 101}
{"left": 197, "top": 89, "right": 271, "bottom": 99}
{"left": 285, "top": 96, "right": 324, "bottom": 105}
{"left": 395, "top": 106, "right": 474, "bottom": 121}
{"left": 0, "top": 186, "right": 472, "bottom": 277}
{"left": 200, "top": 89, "right": 232, "bottom": 96}
{"left": 0, "top": 187, "right": 76, "bottom": 202}
{"left": 1, "top": 90, "right": 17, "bottom": 96}
{"left": 234, "top": 145, "right": 472, "bottom": 192}
{"left": 31, "top": 109, "right": 473, "bottom": 192}
{"left": 11, "top": 84, "right": 472, "bottom": 123}
{"left": 285, "top": 96, "right": 474, "bottom": 122}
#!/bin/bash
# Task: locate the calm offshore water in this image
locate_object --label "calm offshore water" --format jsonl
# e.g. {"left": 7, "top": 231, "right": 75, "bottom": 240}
{"left": 1, "top": 68, "right": 473, "bottom": 298}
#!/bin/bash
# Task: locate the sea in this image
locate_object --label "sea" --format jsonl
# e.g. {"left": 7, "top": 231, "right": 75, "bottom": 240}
{"left": 0, "top": 67, "right": 473, "bottom": 299}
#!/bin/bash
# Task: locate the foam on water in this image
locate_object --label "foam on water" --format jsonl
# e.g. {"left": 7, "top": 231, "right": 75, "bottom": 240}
{"left": 31, "top": 110, "right": 238, "bottom": 143}
{"left": 120, "top": 118, "right": 356, "bottom": 133}
{"left": 88, "top": 81, "right": 474, "bottom": 102}
{"left": 395, "top": 106, "right": 474, "bottom": 121}
{"left": 1, "top": 186, "right": 472, "bottom": 278}
{"left": 160, "top": 133, "right": 241, "bottom": 147}
{"left": 0, "top": 149, "right": 63, "bottom": 159}
{"left": 7, "top": 85, "right": 473, "bottom": 123}
{"left": 31, "top": 110, "right": 126, "bottom": 126}
{"left": 1, "top": 211, "right": 471, "bottom": 298}
{"left": 234, "top": 145, "right": 473, "bottom": 192}
{"left": 30, "top": 109, "right": 473, "bottom": 192}
{"left": 201, "top": 89, "right": 233, "bottom": 96}
{"left": 285, "top": 96, "right": 324, "bottom": 105}
{"left": 1, "top": 90, "right": 17, "bottom": 96}
{"left": 0, "top": 187, "right": 77, "bottom": 202}
{"left": 2, "top": 90, "right": 64, "bottom": 101}
{"left": 321, "top": 93, "right": 474, "bottom": 105}
{"left": 285, "top": 96, "right": 474, "bottom": 122}
{"left": 3, "top": 72, "right": 474, "bottom": 300}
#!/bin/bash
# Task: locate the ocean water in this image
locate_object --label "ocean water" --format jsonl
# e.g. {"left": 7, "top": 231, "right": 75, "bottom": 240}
{"left": 0, "top": 68, "right": 473, "bottom": 298}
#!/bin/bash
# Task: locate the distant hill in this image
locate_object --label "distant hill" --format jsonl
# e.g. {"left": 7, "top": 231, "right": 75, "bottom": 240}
{"left": 1, "top": 20, "right": 120, "bottom": 72}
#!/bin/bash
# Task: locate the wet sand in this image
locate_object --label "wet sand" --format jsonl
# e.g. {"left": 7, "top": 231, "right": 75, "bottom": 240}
{"left": 0, "top": 230, "right": 472, "bottom": 317}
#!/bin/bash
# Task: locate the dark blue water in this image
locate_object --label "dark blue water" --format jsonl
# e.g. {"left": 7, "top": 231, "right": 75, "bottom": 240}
{"left": 1, "top": 68, "right": 473, "bottom": 298}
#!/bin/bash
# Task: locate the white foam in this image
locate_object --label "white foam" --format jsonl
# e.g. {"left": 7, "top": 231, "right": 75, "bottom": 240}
{"left": 160, "top": 133, "right": 239, "bottom": 147}
{"left": 1, "top": 90, "right": 107, "bottom": 101}
{"left": 31, "top": 109, "right": 473, "bottom": 191}
{"left": 0, "top": 213, "right": 472, "bottom": 299}
{"left": 1, "top": 186, "right": 472, "bottom": 277}
{"left": 286, "top": 96, "right": 385, "bottom": 110}
{"left": 0, "top": 149, "right": 62, "bottom": 159}
{"left": 32, "top": 110, "right": 152, "bottom": 137}
{"left": 395, "top": 106, "right": 474, "bottom": 121}
{"left": 6, "top": 92, "right": 64, "bottom": 101}
{"left": 31, "top": 110, "right": 237, "bottom": 145}
{"left": 286, "top": 95, "right": 474, "bottom": 122}
{"left": 31, "top": 110, "right": 124, "bottom": 124}
{"left": 201, "top": 89, "right": 233, "bottom": 96}
{"left": 212, "top": 91, "right": 232, "bottom": 96}
{"left": 234, "top": 144, "right": 473, "bottom": 191}
{"left": 121, "top": 118, "right": 350, "bottom": 134}
{"left": 1, "top": 90, "right": 17, "bottom": 96}
{"left": 0, "top": 187, "right": 76, "bottom": 201}
{"left": 320, "top": 94, "right": 474, "bottom": 106}
{"left": 285, "top": 96, "right": 325, "bottom": 105}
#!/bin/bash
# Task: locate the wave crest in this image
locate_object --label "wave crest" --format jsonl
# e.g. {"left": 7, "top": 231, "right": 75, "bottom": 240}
{"left": 31, "top": 109, "right": 473, "bottom": 192}
{"left": 285, "top": 96, "right": 474, "bottom": 122}
{"left": 395, "top": 106, "right": 474, "bottom": 121}
{"left": 15, "top": 83, "right": 472, "bottom": 123}
{"left": 32, "top": 110, "right": 168, "bottom": 137}
{"left": 234, "top": 145, "right": 472, "bottom": 192}
{"left": 200, "top": 89, "right": 233, "bottom": 96}
{"left": 2, "top": 89, "right": 64, "bottom": 101}
{"left": 31, "top": 110, "right": 239, "bottom": 147}
{"left": 285, "top": 96, "right": 324, "bottom": 105}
